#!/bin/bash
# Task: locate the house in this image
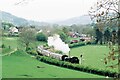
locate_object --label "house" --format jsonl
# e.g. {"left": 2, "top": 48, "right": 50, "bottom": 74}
{"left": 79, "top": 34, "right": 92, "bottom": 42}
{"left": 68, "top": 32, "right": 78, "bottom": 38}
{"left": 9, "top": 27, "right": 18, "bottom": 35}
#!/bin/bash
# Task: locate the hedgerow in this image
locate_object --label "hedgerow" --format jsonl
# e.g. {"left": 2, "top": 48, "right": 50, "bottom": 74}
{"left": 27, "top": 43, "right": 119, "bottom": 78}
{"left": 35, "top": 55, "right": 118, "bottom": 77}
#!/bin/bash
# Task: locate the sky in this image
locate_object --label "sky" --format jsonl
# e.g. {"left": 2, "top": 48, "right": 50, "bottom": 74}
{"left": 0, "top": 0, "right": 97, "bottom": 22}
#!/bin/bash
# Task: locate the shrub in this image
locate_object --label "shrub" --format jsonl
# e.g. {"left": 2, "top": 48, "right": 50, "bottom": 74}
{"left": 43, "top": 44, "right": 48, "bottom": 47}
{"left": 30, "top": 50, "right": 119, "bottom": 78}
{"left": 35, "top": 55, "right": 119, "bottom": 77}
{"left": 55, "top": 50, "right": 63, "bottom": 54}
{"left": 58, "top": 32, "right": 68, "bottom": 43}
{"left": 26, "top": 47, "right": 32, "bottom": 51}
{"left": 69, "top": 42, "right": 86, "bottom": 48}
{"left": 29, "top": 50, "right": 38, "bottom": 56}
{"left": 1, "top": 44, "right": 5, "bottom": 48}
{"left": 36, "top": 32, "right": 47, "bottom": 42}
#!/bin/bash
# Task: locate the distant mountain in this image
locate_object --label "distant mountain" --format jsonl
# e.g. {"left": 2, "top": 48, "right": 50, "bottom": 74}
{"left": 0, "top": 11, "right": 52, "bottom": 27}
{"left": 55, "top": 15, "right": 92, "bottom": 26}
{"left": 1, "top": 11, "right": 91, "bottom": 27}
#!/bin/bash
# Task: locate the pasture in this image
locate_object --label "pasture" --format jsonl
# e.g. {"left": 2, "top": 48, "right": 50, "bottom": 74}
{"left": 70, "top": 45, "right": 118, "bottom": 72}
{"left": 2, "top": 37, "right": 117, "bottom": 78}
{"left": 2, "top": 50, "right": 104, "bottom": 78}
{"left": 1, "top": 37, "right": 45, "bottom": 54}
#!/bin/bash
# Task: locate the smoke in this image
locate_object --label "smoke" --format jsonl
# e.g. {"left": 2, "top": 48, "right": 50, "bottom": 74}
{"left": 47, "top": 34, "right": 70, "bottom": 55}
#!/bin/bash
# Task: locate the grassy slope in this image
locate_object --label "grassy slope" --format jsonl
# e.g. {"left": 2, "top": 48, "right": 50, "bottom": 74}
{"left": 2, "top": 37, "right": 45, "bottom": 52}
{"left": 1, "top": 37, "right": 18, "bottom": 55}
{"left": 2, "top": 50, "right": 104, "bottom": 78}
{"left": 70, "top": 45, "right": 118, "bottom": 72}
{"left": 2, "top": 37, "right": 18, "bottom": 49}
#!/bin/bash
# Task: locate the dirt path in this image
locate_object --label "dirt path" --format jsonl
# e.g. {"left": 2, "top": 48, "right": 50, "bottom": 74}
{"left": 0, "top": 49, "right": 17, "bottom": 56}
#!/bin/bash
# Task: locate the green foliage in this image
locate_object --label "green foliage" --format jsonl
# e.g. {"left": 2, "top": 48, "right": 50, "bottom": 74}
{"left": 36, "top": 32, "right": 47, "bottom": 42}
{"left": 58, "top": 32, "right": 68, "bottom": 43}
{"left": 28, "top": 46, "right": 115, "bottom": 77}
{"left": 54, "top": 50, "right": 63, "bottom": 54}
{"left": 69, "top": 42, "right": 86, "bottom": 48}
{"left": 62, "top": 27, "right": 69, "bottom": 34}
{"left": 3, "top": 49, "right": 104, "bottom": 78}
{"left": 2, "top": 48, "right": 13, "bottom": 54}
{"left": 82, "top": 27, "right": 95, "bottom": 36}
{"left": 43, "top": 44, "right": 48, "bottom": 47}
{"left": 19, "top": 27, "right": 36, "bottom": 50}
{"left": 27, "top": 50, "right": 38, "bottom": 56}
{"left": 2, "top": 22, "right": 14, "bottom": 30}
{"left": 1, "top": 44, "right": 5, "bottom": 48}
{"left": 36, "top": 55, "right": 118, "bottom": 77}
{"left": 26, "top": 46, "right": 32, "bottom": 51}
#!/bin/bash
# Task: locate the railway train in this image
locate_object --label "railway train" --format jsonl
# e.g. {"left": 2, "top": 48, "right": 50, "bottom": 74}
{"left": 37, "top": 46, "right": 79, "bottom": 64}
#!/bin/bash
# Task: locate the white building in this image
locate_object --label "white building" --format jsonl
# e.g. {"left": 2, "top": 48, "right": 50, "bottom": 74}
{"left": 9, "top": 27, "right": 18, "bottom": 34}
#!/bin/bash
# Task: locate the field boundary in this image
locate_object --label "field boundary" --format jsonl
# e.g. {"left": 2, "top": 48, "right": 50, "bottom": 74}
{"left": 27, "top": 49, "right": 119, "bottom": 78}
{"left": 0, "top": 49, "right": 17, "bottom": 56}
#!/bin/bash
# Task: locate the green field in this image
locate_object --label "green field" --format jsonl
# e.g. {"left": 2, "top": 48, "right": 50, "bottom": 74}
{"left": 2, "top": 37, "right": 46, "bottom": 49}
{"left": 1, "top": 37, "right": 117, "bottom": 78}
{"left": 1, "top": 37, "right": 45, "bottom": 54}
{"left": 70, "top": 45, "right": 118, "bottom": 72}
{"left": 2, "top": 50, "right": 104, "bottom": 78}
{"left": 2, "top": 37, "right": 18, "bottom": 49}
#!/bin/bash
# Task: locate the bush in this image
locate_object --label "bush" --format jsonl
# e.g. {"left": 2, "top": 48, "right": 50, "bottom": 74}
{"left": 1, "top": 44, "right": 5, "bottom": 48}
{"left": 35, "top": 55, "right": 119, "bottom": 77}
{"left": 43, "top": 44, "right": 48, "bottom": 47}
{"left": 69, "top": 42, "right": 86, "bottom": 48}
{"left": 58, "top": 32, "right": 68, "bottom": 43}
{"left": 36, "top": 32, "right": 47, "bottom": 42}
{"left": 26, "top": 47, "right": 32, "bottom": 51}
{"left": 54, "top": 50, "right": 63, "bottom": 54}
{"left": 30, "top": 49, "right": 119, "bottom": 78}
{"left": 31, "top": 50, "right": 38, "bottom": 56}
{"left": 27, "top": 49, "right": 38, "bottom": 56}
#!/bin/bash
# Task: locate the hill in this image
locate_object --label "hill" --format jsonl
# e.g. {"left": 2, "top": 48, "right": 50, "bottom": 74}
{"left": 55, "top": 15, "right": 91, "bottom": 26}
{"left": 0, "top": 11, "right": 51, "bottom": 27}
{"left": 1, "top": 11, "right": 91, "bottom": 26}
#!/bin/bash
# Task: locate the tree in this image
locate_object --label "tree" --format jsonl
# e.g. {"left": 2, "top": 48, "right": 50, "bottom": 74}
{"left": 36, "top": 32, "right": 47, "bottom": 42}
{"left": 19, "top": 27, "right": 36, "bottom": 51}
{"left": 95, "top": 28, "right": 103, "bottom": 44}
{"left": 58, "top": 31, "right": 68, "bottom": 43}
{"left": 82, "top": 27, "right": 95, "bottom": 37}
{"left": 2, "top": 22, "right": 14, "bottom": 30}
{"left": 89, "top": 0, "right": 120, "bottom": 78}
{"left": 62, "top": 27, "right": 69, "bottom": 34}
{"left": 103, "top": 28, "right": 111, "bottom": 44}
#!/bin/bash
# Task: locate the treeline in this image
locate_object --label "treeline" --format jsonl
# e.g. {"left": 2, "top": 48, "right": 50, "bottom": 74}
{"left": 95, "top": 28, "right": 118, "bottom": 45}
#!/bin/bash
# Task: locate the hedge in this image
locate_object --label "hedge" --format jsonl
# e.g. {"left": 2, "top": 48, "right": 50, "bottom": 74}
{"left": 27, "top": 46, "right": 119, "bottom": 78}
{"left": 69, "top": 42, "right": 86, "bottom": 48}
{"left": 27, "top": 50, "right": 118, "bottom": 78}
{"left": 69, "top": 41, "right": 97, "bottom": 48}
{"left": 35, "top": 55, "right": 119, "bottom": 77}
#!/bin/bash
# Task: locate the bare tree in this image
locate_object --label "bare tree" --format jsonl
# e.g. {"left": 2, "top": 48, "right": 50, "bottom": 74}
{"left": 89, "top": 0, "right": 120, "bottom": 78}
{"left": 14, "top": 0, "right": 34, "bottom": 5}
{"left": 19, "top": 27, "right": 36, "bottom": 51}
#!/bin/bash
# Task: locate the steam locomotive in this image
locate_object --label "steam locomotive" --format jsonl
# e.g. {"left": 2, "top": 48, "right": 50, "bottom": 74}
{"left": 37, "top": 46, "right": 79, "bottom": 64}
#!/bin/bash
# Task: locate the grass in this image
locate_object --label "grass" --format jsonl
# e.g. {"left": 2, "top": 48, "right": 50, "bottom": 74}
{"left": 2, "top": 37, "right": 46, "bottom": 51}
{"left": 2, "top": 50, "right": 105, "bottom": 78}
{"left": 70, "top": 45, "right": 118, "bottom": 72}
{"left": 1, "top": 48, "right": 13, "bottom": 54}
{"left": 1, "top": 36, "right": 117, "bottom": 78}
{"left": 2, "top": 37, "right": 18, "bottom": 49}
{"left": 68, "top": 36, "right": 80, "bottom": 41}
